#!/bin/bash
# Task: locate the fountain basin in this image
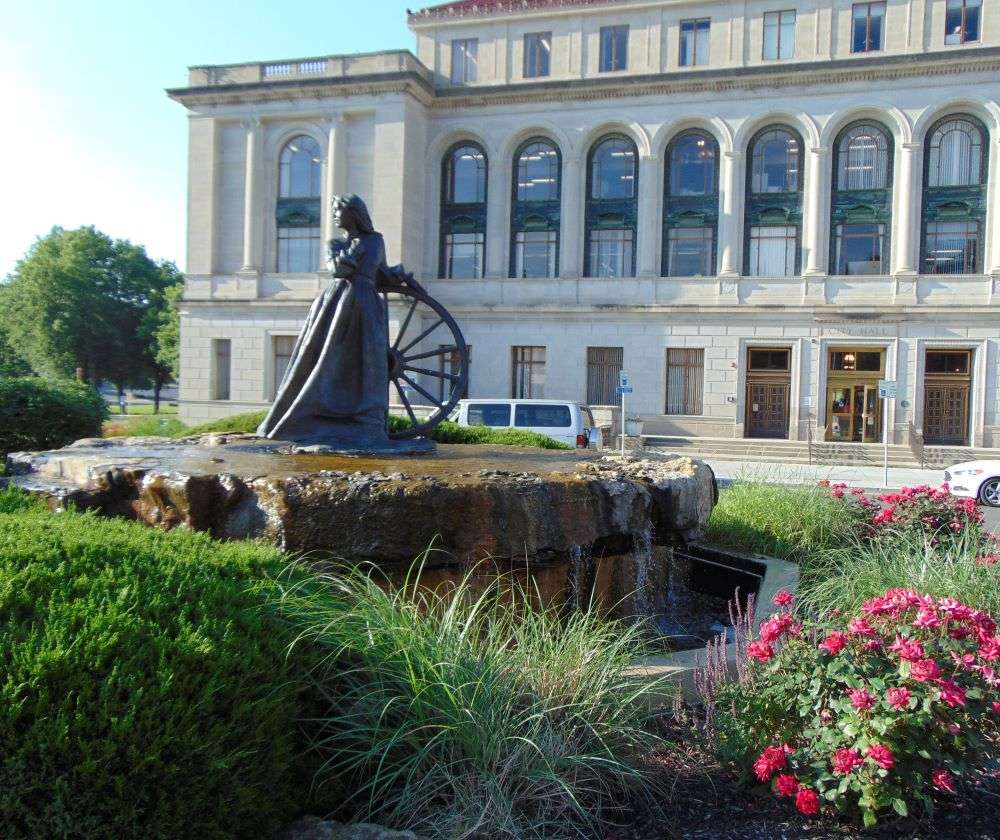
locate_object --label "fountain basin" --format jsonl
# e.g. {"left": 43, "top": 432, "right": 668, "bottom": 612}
{"left": 6, "top": 436, "right": 717, "bottom": 623}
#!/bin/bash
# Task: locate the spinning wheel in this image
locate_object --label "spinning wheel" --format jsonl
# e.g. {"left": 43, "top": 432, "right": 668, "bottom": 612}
{"left": 378, "top": 266, "right": 469, "bottom": 440}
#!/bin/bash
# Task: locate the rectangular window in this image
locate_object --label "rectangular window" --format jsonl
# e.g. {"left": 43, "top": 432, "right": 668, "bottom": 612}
{"left": 589, "top": 228, "right": 634, "bottom": 277}
{"left": 763, "top": 10, "right": 795, "bottom": 60}
{"left": 511, "top": 346, "right": 546, "bottom": 398}
{"left": 748, "top": 347, "right": 791, "bottom": 371}
{"left": 514, "top": 404, "right": 572, "bottom": 428}
{"left": 438, "top": 343, "right": 469, "bottom": 401}
{"left": 514, "top": 230, "right": 558, "bottom": 278}
{"left": 523, "top": 31, "right": 552, "bottom": 77}
{"left": 666, "top": 348, "right": 704, "bottom": 415}
{"left": 271, "top": 335, "right": 296, "bottom": 399}
{"left": 277, "top": 227, "right": 320, "bottom": 273}
{"left": 852, "top": 2, "right": 885, "bottom": 53}
{"left": 586, "top": 346, "right": 624, "bottom": 405}
{"left": 451, "top": 38, "right": 478, "bottom": 84}
{"left": 926, "top": 350, "right": 971, "bottom": 375}
{"left": 923, "top": 221, "right": 980, "bottom": 274}
{"left": 748, "top": 225, "right": 798, "bottom": 276}
{"left": 666, "top": 227, "right": 715, "bottom": 276}
{"left": 830, "top": 350, "right": 883, "bottom": 372}
{"left": 444, "top": 232, "right": 484, "bottom": 279}
{"left": 680, "top": 18, "right": 711, "bottom": 66}
{"left": 212, "top": 339, "right": 231, "bottom": 401}
{"left": 835, "top": 223, "right": 886, "bottom": 275}
{"left": 945, "top": 0, "right": 981, "bottom": 44}
{"left": 599, "top": 25, "right": 629, "bottom": 72}
{"left": 468, "top": 402, "right": 511, "bottom": 426}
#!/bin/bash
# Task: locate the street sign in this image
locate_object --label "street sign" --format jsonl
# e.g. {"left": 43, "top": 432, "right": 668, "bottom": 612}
{"left": 877, "top": 379, "right": 897, "bottom": 399}
{"left": 617, "top": 386, "right": 633, "bottom": 395}
{"left": 619, "top": 371, "right": 629, "bottom": 388}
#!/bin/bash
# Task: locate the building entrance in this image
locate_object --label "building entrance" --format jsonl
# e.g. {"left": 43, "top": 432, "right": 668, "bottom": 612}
{"left": 923, "top": 350, "right": 971, "bottom": 446}
{"left": 825, "top": 348, "right": 885, "bottom": 443}
{"left": 745, "top": 347, "right": 790, "bottom": 439}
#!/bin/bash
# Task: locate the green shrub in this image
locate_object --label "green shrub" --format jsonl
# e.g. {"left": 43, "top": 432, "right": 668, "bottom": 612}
{"left": 0, "top": 377, "right": 106, "bottom": 455}
{"left": 281, "top": 564, "right": 667, "bottom": 839}
{"left": 712, "top": 591, "right": 1000, "bottom": 826}
{"left": 705, "top": 478, "right": 852, "bottom": 561}
{"left": 390, "top": 417, "right": 571, "bottom": 449}
{"left": 0, "top": 497, "right": 324, "bottom": 839}
{"left": 186, "top": 410, "right": 267, "bottom": 436}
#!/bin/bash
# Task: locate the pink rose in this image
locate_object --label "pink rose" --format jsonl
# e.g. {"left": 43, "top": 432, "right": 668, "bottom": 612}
{"left": 889, "top": 635, "right": 925, "bottom": 662}
{"left": 931, "top": 768, "right": 956, "bottom": 793}
{"left": 772, "top": 590, "right": 793, "bottom": 607}
{"left": 795, "top": 786, "right": 820, "bottom": 815}
{"left": 847, "top": 687, "right": 876, "bottom": 712}
{"left": 819, "top": 631, "right": 847, "bottom": 655}
{"left": 937, "top": 679, "right": 966, "bottom": 708}
{"left": 867, "top": 744, "right": 894, "bottom": 771}
{"left": 753, "top": 745, "right": 788, "bottom": 781}
{"left": 831, "top": 747, "right": 864, "bottom": 775}
{"left": 774, "top": 773, "right": 799, "bottom": 797}
{"left": 886, "top": 687, "right": 911, "bottom": 710}
{"left": 910, "top": 658, "right": 943, "bottom": 683}
{"left": 747, "top": 641, "right": 774, "bottom": 663}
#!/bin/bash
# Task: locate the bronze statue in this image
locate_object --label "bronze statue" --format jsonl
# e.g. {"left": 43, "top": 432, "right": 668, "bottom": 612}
{"left": 257, "top": 194, "right": 445, "bottom": 453}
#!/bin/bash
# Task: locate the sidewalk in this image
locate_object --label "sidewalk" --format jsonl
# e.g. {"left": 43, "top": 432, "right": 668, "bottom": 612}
{"left": 702, "top": 458, "right": 946, "bottom": 491}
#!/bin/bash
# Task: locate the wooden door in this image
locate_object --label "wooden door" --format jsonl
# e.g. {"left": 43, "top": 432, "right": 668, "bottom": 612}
{"left": 746, "top": 381, "right": 790, "bottom": 438}
{"left": 924, "top": 384, "right": 969, "bottom": 445}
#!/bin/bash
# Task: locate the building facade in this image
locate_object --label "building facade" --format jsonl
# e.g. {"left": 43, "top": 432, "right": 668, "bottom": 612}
{"left": 169, "top": 0, "right": 1000, "bottom": 456}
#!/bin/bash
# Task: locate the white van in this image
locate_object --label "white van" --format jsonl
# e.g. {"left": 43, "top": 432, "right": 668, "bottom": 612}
{"left": 453, "top": 399, "right": 600, "bottom": 449}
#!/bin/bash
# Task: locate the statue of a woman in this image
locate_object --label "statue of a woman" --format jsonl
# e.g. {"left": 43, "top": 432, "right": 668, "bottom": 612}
{"left": 257, "top": 194, "right": 430, "bottom": 453}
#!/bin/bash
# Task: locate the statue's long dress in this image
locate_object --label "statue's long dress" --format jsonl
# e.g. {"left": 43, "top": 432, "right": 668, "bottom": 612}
{"left": 257, "top": 233, "right": 391, "bottom": 448}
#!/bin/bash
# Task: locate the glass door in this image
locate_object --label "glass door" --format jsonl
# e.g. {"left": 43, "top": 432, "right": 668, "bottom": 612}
{"left": 828, "top": 386, "right": 853, "bottom": 441}
{"left": 861, "top": 385, "right": 881, "bottom": 443}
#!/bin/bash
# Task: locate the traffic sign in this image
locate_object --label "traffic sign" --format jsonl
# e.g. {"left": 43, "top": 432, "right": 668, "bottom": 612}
{"left": 617, "top": 386, "right": 633, "bottom": 395}
{"left": 619, "top": 371, "right": 629, "bottom": 388}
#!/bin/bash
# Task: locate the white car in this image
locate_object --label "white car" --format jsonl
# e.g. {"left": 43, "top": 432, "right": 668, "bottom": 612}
{"left": 945, "top": 461, "right": 1000, "bottom": 507}
{"left": 452, "top": 399, "right": 600, "bottom": 449}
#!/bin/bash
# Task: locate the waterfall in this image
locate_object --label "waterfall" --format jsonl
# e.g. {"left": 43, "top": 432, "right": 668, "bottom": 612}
{"left": 630, "top": 524, "right": 653, "bottom": 618}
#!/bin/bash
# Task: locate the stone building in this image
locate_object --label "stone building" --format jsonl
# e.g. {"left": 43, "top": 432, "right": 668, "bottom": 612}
{"left": 169, "top": 0, "right": 1000, "bottom": 462}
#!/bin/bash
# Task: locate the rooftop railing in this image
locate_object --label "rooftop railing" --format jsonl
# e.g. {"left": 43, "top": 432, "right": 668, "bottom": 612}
{"left": 187, "top": 51, "right": 430, "bottom": 87}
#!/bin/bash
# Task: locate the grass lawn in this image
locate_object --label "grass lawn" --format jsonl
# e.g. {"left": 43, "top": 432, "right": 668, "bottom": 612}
{"left": 106, "top": 403, "right": 178, "bottom": 415}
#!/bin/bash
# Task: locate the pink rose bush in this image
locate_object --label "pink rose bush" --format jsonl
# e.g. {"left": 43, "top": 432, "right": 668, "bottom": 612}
{"left": 720, "top": 590, "right": 1000, "bottom": 826}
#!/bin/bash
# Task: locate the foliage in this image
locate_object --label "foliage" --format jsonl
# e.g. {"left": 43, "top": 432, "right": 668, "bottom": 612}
{"left": 280, "top": 563, "right": 667, "bottom": 839}
{"left": 0, "top": 287, "right": 32, "bottom": 377}
{"left": 140, "top": 273, "right": 184, "bottom": 388}
{"left": 705, "top": 478, "right": 853, "bottom": 561}
{"left": 102, "top": 414, "right": 188, "bottom": 439}
{"left": 0, "top": 496, "right": 325, "bottom": 839}
{"left": 713, "top": 589, "right": 1000, "bottom": 826}
{"left": 389, "top": 416, "right": 572, "bottom": 449}
{"left": 0, "top": 377, "right": 106, "bottom": 455}
{"left": 0, "top": 227, "right": 178, "bottom": 389}
{"left": 186, "top": 410, "right": 268, "bottom": 436}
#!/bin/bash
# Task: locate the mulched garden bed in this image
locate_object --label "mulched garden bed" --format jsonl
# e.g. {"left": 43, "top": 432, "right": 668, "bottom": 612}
{"left": 609, "top": 722, "right": 1000, "bottom": 840}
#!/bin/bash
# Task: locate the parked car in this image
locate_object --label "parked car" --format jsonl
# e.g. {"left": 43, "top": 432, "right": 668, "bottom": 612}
{"left": 452, "top": 399, "right": 600, "bottom": 449}
{"left": 945, "top": 460, "right": 1000, "bottom": 507}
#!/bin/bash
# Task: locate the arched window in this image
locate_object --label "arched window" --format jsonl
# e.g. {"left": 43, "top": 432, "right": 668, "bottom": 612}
{"left": 510, "top": 138, "right": 561, "bottom": 277}
{"left": 276, "top": 135, "right": 322, "bottom": 272}
{"left": 663, "top": 130, "right": 719, "bottom": 276}
{"left": 440, "top": 142, "right": 488, "bottom": 278}
{"left": 744, "top": 126, "right": 803, "bottom": 276}
{"left": 585, "top": 135, "right": 638, "bottom": 277}
{"left": 921, "top": 115, "right": 988, "bottom": 274}
{"left": 830, "top": 121, "right": 893, "bottom": 275}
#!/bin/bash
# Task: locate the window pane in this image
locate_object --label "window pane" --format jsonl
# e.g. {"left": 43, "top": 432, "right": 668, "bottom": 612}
{"left": 923, "top": 221, "right": 979, "bottom": 274}
{"left": 945, "top": 0, "right": 964, "bottom": 44}
{"left": 965, "top": 0, "right": 981, "bottom": 41}
{"left": 835, "top": 223, "right": 885, "bottom": 274}
{"left": 852, "top": 4, "right": 869, "bottom": 52}
{"left": 517, "top": 141, "right": 559, "bottom": 201}
{"left": 748, "top": 348, "right": 790, "bottom": 371}
{"left": 468, "top": 403, "right": 511, "bottom": 426}
{"left": 666, "top": 348, "right": 704, "bottom": 414}
{"left": 591, "top": 138, "right": 636, "bottom": 199}
{"left": 278, "top": 227, "right": 320, "bottom": 272}
{"left": 515, "top": 230, "right": 557, "bottom": 278}
{"left": 837, "top": 123, "right": 889, "bottom": 189}
{"left": 763, "top": 13, "right": 779, "bottom": 59}
{"left": 670, "top": 133, "right": 716, "bottom": 195}
{"left": 524, "top": 32, "right": 551, "bottom": 77}
{"left": 869, "top": 3, "right": 885, "bottom": 50}
{"left": 511, "top": 346, "right": 545, "bottom": 398}
{"left": 514, "top": 404, "right": 572, "bottom": 427}
{"left": 451, "top": 39, "right": 477, "bottom": 83}
{"left": 928, "top": 119, "right": 983, "bottom": 187}
{"left": 445, "top": 232, "right": 484, "bottom": 278}
{"left": 587, "top": 346, "right": 623, "bottom": 405}
{"left": 449, "top": 146, "right": 487, "bottom": 202}
{"left": 213, "top": 339, "right": 231, "bottom": 401}
{"left": 667, "top": 227, "right": 714, "bottom": 276}
{"left": 680, "top": 21, "right": 694, "bottom": 66}
{"left": 589, "top": 229, "right": 633, "bottom": 277}
{"left": 751, "top": 129, "right": 800, "bottom": 193}
{"left": 600, "top": 26, "right": 628, "bottom": 71}
{"left": 749, "top": 225, "right": 797, "bottom": 276}
{"left": 279, "top": 136, "right": 321, "bottom": 198}
{"left": 779, "top": 11, "right": 796, "bottom": 59}
{"left": 696, "top": 20, "right": 710, "bottom": 64}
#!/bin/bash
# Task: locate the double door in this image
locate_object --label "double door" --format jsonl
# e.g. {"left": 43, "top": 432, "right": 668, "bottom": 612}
{"left": 828, "top": 383, "right": 881, "bottom": 443}
{"left": 746, "top": 381, "right": 790, "bottom": 439}
{"left": 924, "top": 383, "right": 969, "bottom": 446}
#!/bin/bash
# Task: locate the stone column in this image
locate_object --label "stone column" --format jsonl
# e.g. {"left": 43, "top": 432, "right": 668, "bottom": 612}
{"left": 717, "top": 150, "right": 742, "bottom": 276}
{"left": 485, "top": 153, "right": 508, "bottom": 278}
{"left": 240, "top": 118, "right": 262, "bottom": 273}
{"left": 803, "top": 146, "right": 829, "bottom": 276}
{"left": 893, "top": 142, "right": 920, "bottom": 276}
{"left": 636, "top": 153, "right": 661, "bottom": 276}
{"left": 560, "top": 155, "right": 585, "bottom": 277}
{"left": 321, "top": 115, "right": 345, "bottom": 258}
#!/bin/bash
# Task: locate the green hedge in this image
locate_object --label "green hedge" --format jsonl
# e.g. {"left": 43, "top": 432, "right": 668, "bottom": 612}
{"left": 0, "top": 495, "right": 323, "bottom": 839}
{"left": 0, "top": 377, "right": 106, "bottom": 455}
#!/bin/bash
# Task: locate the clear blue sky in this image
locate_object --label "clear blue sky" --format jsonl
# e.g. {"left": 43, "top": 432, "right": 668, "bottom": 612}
{"left": 0, "top": 0, "right": 417, "bottom": 278}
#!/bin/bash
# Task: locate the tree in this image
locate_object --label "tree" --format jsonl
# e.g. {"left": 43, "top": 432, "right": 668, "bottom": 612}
{"left": 0, "top": 285, "right": 33, "bottom": 377}
{"left": 1, "top": 227, "right": 179, "bottom": 397}
{"left": 138, "top": 267, "right": 184, "bottom": 412}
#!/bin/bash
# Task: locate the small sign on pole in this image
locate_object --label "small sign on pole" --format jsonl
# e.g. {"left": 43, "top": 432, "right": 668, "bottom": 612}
{"left": 877, "top": 380, "right": 897, "bottom": 487}
{"left": 618, "top": 371, "right": 629, "bottom": 457}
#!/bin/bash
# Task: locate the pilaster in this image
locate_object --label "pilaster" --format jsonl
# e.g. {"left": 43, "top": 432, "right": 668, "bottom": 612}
{"left": 560, "top": 155, "right": 584, "bottom": 277}
{"left": 892, "top": 142, "right": 920, "bottom": 276}
{"left": 803, "top": 145, "right": 829, "bottom": 276}
{"left": 636, "top": 154, "right": 660, "bottom": 276}
{"left": 717, "top": 150, "right": 743, "bottom": 277}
